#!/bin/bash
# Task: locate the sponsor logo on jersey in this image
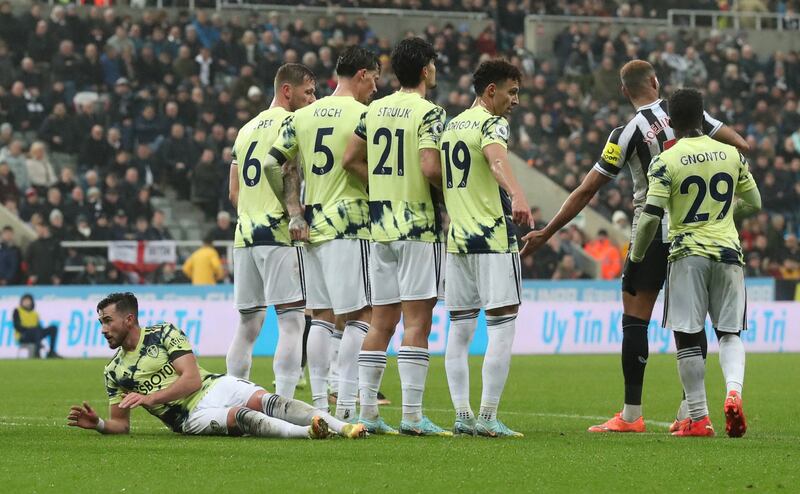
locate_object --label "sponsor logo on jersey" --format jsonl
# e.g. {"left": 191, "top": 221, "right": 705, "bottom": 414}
{"left": 601, "top": 142, "right": 622, "bottom": 166}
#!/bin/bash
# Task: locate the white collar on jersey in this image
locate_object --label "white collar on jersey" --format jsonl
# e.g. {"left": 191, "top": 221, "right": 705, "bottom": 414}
{"left": 635, "top": 99, "right": 663, "bottom": 111}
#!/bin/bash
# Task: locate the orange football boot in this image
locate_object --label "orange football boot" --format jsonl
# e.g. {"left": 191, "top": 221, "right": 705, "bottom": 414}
{"left": 669, "top": 417, "right": 691, "bottom": 433}
{"left": 671, "top": 415, "right": 715, "bottom": 437}
{"left": 587, "top": 412, "right": 646, "bottom": 433}
{"left": 724, "top": 391, "right": 747, "bottom": 438}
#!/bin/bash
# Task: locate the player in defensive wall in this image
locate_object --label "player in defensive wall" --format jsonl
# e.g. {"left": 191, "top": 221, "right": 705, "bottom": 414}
{"left": 441, "top": 60, "right": 534, "bottom": 437}
{"left": 342, "top": 37, "right": 448, "bottom": 436}
{"left": 224, "top": 63, "right": 317, "bottom": 401}
{"left": 68, "top": 293, "right": 367, "bottom": 439}
{"left": 265, "top": 46, "right": 381, "bottom": 422}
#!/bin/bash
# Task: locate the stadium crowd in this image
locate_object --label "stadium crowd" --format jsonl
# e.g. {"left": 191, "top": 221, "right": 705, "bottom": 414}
{"left": 0, "top": 1, "right": 798, "bottom": 284}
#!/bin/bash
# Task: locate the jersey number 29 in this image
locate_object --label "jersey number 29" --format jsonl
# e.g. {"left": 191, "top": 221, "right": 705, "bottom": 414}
{"left": 680, "top": 172, "right": 734, "bottom": 223}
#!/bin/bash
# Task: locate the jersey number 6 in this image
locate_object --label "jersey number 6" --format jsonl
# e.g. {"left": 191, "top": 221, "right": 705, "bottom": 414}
{"left": 242, "top": 141, "right": 261, "bottom": 187}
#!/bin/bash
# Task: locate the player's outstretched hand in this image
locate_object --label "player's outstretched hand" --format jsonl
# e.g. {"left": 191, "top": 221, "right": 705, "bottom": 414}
{"left": 289, "top": 214, "right": 309, "bottom": 242}
{"left": 621, "top": 260, "right": 640, "bottom": 296}
{"left": 119, "top": 392, "right": 152, "bottom": 409}
{"left": 520, "top": 230, "right": 549, "bottom": 257}
{"left": 67, "top": 401, "right": 99, "bottom": 430}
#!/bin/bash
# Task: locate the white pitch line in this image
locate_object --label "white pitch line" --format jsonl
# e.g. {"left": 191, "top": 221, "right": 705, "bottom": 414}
{"left": 380, "top": 406, "right": 675, "bottom": 428}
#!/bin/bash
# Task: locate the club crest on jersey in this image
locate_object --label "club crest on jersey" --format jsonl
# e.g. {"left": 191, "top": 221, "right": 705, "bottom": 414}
{"left": 146, "top": 345, "right": 160, "bottom": 358}
{"left": 495, "top": 124, "right": 509, "bottom": 140}
{"left": 601, "top": 142, "right": 622, "bottom": 166}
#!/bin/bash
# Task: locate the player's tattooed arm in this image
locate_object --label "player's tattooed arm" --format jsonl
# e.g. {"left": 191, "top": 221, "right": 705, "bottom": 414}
{"left": 712, "top": 125, "right": 750, "bottom": 155}
{"left": 343, "top": 132, "right": 369, "bottom": 184}
{"left": 282, "top": 159, "right": 308, "bottom": 241}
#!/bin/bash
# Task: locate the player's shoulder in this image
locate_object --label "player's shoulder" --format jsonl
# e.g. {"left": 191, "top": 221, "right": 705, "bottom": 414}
{"left": 104, "top": 347, "right": 123, "bottom": 373}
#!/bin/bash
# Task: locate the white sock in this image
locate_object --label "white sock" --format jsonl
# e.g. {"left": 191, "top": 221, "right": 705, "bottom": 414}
{"left": 358, "top": 350, "right": 386, "bottom": 421}
{"left": 329, "top": 328, "right": 343, "bottom": 395}
{"left": 676, "top": 346, "right": 708, "bottom": 420}
{"left": 398, "top": 346, "right": 430, "bottom": 423}
{"left": 676, "top": 400, "right": 689, "bottom": 421}
{"left": 260, "top": 392, "right": 346, "bottom": 433}
{"left": 225, "top": 309, "right": 266, "bottom": 379}
{"left": 273, "top": 308, "right": 305, "bottom": 399}
{"left": 718, "top": 334, "right": 745, "bottom": 395}
{"left": 307, "top": 320, "right": 333, "bottom": 411}
{"left": 445, "top": 310, "right": 478, "bottom": 419}
{"left": 335, "top": 320, "right": 368, "bottom": 421}
{"left": 479, "top": 314, "right": 517, "bottom": 422}
{"left": 622, "top": 404, "right": 642, "bottom": 423}
{"left": 233, "top": 408, "right": 309, "bottom": 438}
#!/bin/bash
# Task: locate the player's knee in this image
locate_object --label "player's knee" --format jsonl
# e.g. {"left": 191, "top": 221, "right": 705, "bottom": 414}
{"left": 715, "top": 328, "right": 740, "bottom": 341}
{"left": 486, "top": 304, "right": 518, "bottom": 317}
{"left": 674, "top": 330, "right": 705, "bottom": 350}
{"left": 227, "top": 407, "right": 244, "bottom": 435}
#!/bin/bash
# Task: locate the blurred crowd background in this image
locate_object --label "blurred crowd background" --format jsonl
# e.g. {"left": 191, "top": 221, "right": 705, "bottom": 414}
{"left": 0, "top": 0, "right": 797, "bottom": 285}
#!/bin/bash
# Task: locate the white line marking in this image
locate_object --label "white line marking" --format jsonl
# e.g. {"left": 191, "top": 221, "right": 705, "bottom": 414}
{"left": 380, "top": 407, "right": 675, "bottom": 428}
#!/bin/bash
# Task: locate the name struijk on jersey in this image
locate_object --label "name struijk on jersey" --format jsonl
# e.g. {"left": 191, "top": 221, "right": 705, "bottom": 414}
{"left": 376, "top": 107, "right": 412, "bottom": 118}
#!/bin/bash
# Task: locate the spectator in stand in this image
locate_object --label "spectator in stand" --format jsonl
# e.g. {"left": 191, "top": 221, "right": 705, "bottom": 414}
{"left": 191, "top": 148, "right": 221, "bottom": 220}
{"left": 133, "top": 216, "right": 151, "bottom": 241}
{"left": 48, "top": 209, "right": 70, "bottom": 244}
{"left": 26, "top": 222, "right": 63, "bottom": 285}
{"left": 74, "top": 258, "right": 104, "bottom": 285}
{"left": 0, "top": 161, "right": 20, "bottom": 205}
{"left": 0, "top": 226, "right": 21, "bottom": 285}
{"left": 583, "top": 229, "right": 622, "bottom": 279}
{"left": 552, "top": 253, "right": 590, "bottom": 280}
{"left": 182, "top": 232, "right": 224, "bottom": 285}
{"left": 13, "top": 293, "right": 61, "bottom": 358}
{"left": 159, "top": 123, "right": 194, "bottom": 199}
{"left": 208, "top": 210, "right": 233, "bottom": 257}
{"left": 0, "top": 140, "right": 30, "bottom": 191}
{"left": 147, "top": 209, "right": 173, "bottom": 240}
{"left": 20, "top": 187, "right": 44, "bottom": 223}
{"left": 78, "top": 125, "right": 114, "bottom": 172}
{"left": 111, "top": 209, "right": 132, "bottom": 240}
{"left": 26, "top": 142, "right": 57, "bottom": 192}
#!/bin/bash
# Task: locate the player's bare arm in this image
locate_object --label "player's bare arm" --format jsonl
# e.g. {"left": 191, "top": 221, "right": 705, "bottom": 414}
{"left": 520, "top": 168, "right": 610, "bottom": 256}
{"left": 420, "top": 148, "right": 443, "bottom": 187}
{"left": 118, "top": 353, "right": 203, "bottom": 410}
{"left": 713, "top": 125, "right": 750, "bottom": 155}
{"left": 228, "top": 160, "right": 239, "bottom": 208}
{"left": 282, "top": 158, "right": 308, "bottom": 242}
{"left": 67, "top": 401, "right": 130, "bottom": 435}
{"left": 484, "top": 143, "right": 533, "bottom": 227}
{"left": 342, "top": 132, "right": 369, "bottom": 184}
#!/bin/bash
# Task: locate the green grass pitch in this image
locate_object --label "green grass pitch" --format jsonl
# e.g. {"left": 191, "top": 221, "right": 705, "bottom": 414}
{"left": 1, "top": 354, "right": 797, "bottom": 492}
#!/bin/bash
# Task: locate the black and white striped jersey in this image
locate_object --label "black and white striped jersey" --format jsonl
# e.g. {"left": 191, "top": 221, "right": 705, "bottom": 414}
{"left": 592, "top": 98, "right": 723, "bottom": 240}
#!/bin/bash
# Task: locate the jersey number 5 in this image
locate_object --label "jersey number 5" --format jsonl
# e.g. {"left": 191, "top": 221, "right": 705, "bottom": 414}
{"left": 242, "top": 141, "right": 261, "bottom": 187}
{"left": 680, "top": 172, "right": 734, "bottom": 223}
{"left": 372, "top": 127, "right": 405, "bottom": 176}
{"left": 442, "top": 141, "right": 471, "bottom": 188}
{"left": 312, "top": 127, "right": 334, "bottom": 175}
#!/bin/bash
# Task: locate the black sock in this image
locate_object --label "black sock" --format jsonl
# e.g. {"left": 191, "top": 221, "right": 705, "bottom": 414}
{"left": 621, "top": 314, "right": 650, "bottom": 405}
{"left": 300, "top": 315, "right": 311, "bottom": 368}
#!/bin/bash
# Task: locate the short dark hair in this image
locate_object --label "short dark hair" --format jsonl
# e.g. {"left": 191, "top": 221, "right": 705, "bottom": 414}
{"left": 472, "top": 59, "right": 522, "bottom": 96}
{"left": 668, "top": 88, "right": 704, "bottom": 132}
{"left": 335, "top": 46, "right": 380, "bottom": 78}
{"left": 391, "top": 37, "right": 436, "bottom": 88}
{"left": 620, "top": 60, "right": 655, "bottom": 96}
{"left": 97, "top": 292, "right": 138, "bottom": 318}
{"left": 274, "top": 63, "right": 316, "bottom": 90}
{"left": 203, "top": 231, "right": 215, "bottom": 245}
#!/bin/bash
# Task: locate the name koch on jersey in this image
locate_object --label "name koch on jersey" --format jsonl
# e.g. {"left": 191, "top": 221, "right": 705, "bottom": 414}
{"left": 269, "top": 96, "right": 371, "bottom": 244}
